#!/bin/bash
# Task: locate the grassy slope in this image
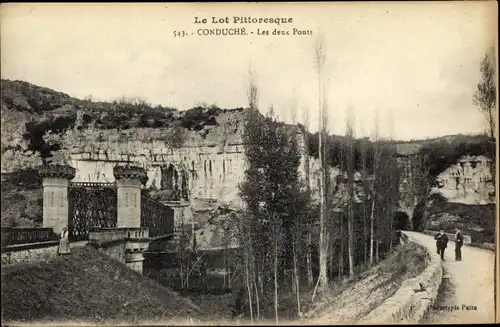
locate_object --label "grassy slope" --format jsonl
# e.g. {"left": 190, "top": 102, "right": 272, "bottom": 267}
{"left": 305, "top": 242, "right": 428, "bottom": 324}
{"left": 1, "top": 246, "right": 203, "bottom": 325}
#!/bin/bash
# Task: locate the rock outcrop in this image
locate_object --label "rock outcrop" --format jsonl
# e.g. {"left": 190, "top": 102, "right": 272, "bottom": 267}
{"left": 1, "top": 79, "right": 495, "bottom": 225}
{"left": 434, "top": 155, "right": 494, "bottom": 204}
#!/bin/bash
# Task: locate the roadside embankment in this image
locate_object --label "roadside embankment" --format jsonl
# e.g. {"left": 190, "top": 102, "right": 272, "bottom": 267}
{"left": 359, "top": 231, "right": 443, "bottom": 324}
{"left": 307, "top": 240, "right": 428, "bottom": 324}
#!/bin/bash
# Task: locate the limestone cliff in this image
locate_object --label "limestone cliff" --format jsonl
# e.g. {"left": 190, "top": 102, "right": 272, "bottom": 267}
{"left": 1, "top": 79, "right": 495, "bottom": 232}
{"left": 433, "top": 155, "right": 494, "bottom": 204}
{"left": 68, "top": 135, "right": 248, "bottom": 209}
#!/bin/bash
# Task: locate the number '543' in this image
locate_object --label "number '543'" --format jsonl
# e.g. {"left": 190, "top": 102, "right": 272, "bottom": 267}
{"left": 173, "top": 31, "right": 187, "bottom": 38}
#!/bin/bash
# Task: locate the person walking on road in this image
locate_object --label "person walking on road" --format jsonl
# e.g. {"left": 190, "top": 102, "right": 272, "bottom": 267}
{"left": 455, "top": 228, "right": 464, "bottom": 261}
{"left": 434, "top": 229, "right": 449, "bottom": 260}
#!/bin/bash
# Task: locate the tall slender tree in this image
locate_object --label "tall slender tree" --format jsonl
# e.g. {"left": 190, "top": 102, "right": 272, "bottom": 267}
{"left": 312, "top": 32, "right": 329, "bottom": 300}
{"left": 473, "top": 50, "right": 497, "bottom": 196}
{"left": 338, "top": 136, "right": 345, "bottom": 278}
{"left": 288, "top": 93, "right": 303, "bottom": 316}
{"left": 473, "top": 50, "right": 497, "bottom": 140}
{"left": 369, "top": 111, "right": 380, "bottom": 265}
{"left": 345, "top": 110, "right": 355, "bottom": 276}
{"left": 359, "top": 122, "right": 370, "bottom": 265}
{"left": 301, "top": 107, "right": 314, "bottom": 287}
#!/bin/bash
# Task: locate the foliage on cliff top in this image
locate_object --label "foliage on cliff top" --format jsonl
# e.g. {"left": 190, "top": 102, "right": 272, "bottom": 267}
{"left": 306, "top": 132, "right": 376, "bottom": 172}
{"left": 1, "top": 79, "right": 243, "bottom": 128}
{"left": 3, "top": 79, "right": 493, "bottom": 171}
{"left": 306, "top": 130, "right": 494, "bottom": 176}
{"left": 1, "top": 79, "right": 245, "bottom": 164}
{"left": 1, "top": 245, "right": 203, "bottom": 325}
{"left": 417, "top": 136, "right": 495, "bottom": 178}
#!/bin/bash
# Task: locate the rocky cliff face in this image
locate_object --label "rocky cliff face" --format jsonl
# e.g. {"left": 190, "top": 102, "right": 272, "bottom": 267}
{"left": 1, "top": 79, "right": 495, "bottom": 229}
{"left": 68, "top": 137, "right": 248, "bottom": 209}
{"left": 64, "top": 129, "right": 334, "bottom": 209}
{"left": 0, "top": 78, "right": 341, "bottom": 211}
{"left": 433, "top": 155, "right": 494, "bottom": 204}
{"left": 396, "top": 151, "right": 495, "bottom": 212}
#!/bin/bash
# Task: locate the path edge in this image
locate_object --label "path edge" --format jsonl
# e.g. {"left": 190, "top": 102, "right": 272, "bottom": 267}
{"left": 358, "top": 231, "right": 443, "bottom": 324}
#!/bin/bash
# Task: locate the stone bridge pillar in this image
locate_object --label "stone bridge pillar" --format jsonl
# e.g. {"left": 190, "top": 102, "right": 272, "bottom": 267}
{"left": 113, "top": 166, "right": 147, "bottom": 228}
{"left": 162, "top": 200, "right": 193, "bottom": 231}
{"left": 39, "top": 164, "right": 76, "bottom": 235}
{"left": 113, "top": 166, "right": 148, "bottom": 274}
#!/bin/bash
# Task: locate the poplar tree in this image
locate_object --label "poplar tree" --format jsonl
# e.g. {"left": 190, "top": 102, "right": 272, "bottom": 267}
{"left": 239, "top": 69, "right": 311, "bottom": 321}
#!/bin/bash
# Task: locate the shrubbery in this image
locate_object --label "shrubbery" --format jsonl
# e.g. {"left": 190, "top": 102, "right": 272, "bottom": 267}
{"left": 307, "top": 133, "right": 376, "bottom": 173}
{"left": 181, "top": 105, "right": 220, "bottom": 131}
{"left": 23, "top": 115, "right": 77, "bottom": 163}
{"left": 418, "top": 136, "right": 495, "bottom": 178}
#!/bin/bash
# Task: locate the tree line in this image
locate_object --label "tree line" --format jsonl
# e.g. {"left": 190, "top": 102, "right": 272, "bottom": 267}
{"left": 236, "top": 66, "right": 403, "bottom": 323}
{"left": 235, "top": 39, "right": 496, "bottom": 323}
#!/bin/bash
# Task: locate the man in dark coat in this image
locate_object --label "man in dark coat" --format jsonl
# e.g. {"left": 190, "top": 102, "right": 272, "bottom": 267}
{"left": 455, "top": 228, "right": 464, "bottom": 261}
{"left": 434, "top": 229, "right": 449, "bottom": 260}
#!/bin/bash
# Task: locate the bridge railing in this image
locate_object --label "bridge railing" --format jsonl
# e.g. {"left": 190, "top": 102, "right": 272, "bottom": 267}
{"left": 70, "top": 182, "right": 116, "bottom": 188}
{"left": 68, "top": 182, "right": 118, "bottom": 241}
{"left": 1, "top": 227, "right": 59, "bottom": 247}
{"left": 140, "top": 194, "right": 174, "bottom": 239}
{"left": 89, "top": 227, "right": 149, "bottom": 241}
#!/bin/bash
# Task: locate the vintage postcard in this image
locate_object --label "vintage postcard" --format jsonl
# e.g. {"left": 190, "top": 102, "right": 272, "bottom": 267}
{"left": 1, "top": 2, "right": 498, "bottom": 326}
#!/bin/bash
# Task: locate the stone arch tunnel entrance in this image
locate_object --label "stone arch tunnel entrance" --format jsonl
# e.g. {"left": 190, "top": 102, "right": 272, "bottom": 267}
{"left": 393, "top": 211, "right": 410, "bottom": 231}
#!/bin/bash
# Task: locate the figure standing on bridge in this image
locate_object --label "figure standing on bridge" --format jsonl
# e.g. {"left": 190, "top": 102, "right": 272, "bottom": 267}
{"left": 434, "top": 229, "right": 449, "bottom": 260}
{"left": 57, "top": 227, "right": 71, "bottom": 256}
{"left": 455, "top": 228, "right": 464, "bottom": 261}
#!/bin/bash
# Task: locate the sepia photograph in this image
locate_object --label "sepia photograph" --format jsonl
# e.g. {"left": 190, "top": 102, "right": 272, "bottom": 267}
{"left": 0, "top": 2, "right": 498, "bottom": 326}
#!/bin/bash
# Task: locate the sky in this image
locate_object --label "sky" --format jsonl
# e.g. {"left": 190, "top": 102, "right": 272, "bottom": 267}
{"left": 1, "top": 2, "right": 497, "bottom": 140}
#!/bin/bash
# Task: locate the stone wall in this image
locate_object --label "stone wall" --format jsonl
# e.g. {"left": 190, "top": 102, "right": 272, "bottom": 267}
{"left": 1, "top": 228, "right": 148, "bottom": 267}
{"left": 423, "top": 230, "right": 495, "bottom": 251}
{"left": 423, "top": 230, "right": 472, "bottom": 244}
{"left": 87, "top": 227, "right": 150, "bottom": 273}
{"left": 360, "top": 232, "right": 443, "bottom": 324}
{"left": 88, "top": 239, "right": 127, "bottom": 264}
{"left": 1, "top": 240, "right": 87, "bottom": 265}
{"left": 469, "top": 243, "right": 496, "bottom": 252}
{"left": 88, "top": 228, "right": 144, "bottom": 264}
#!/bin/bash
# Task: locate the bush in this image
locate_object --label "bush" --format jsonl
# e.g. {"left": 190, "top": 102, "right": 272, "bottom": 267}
{"left": 307, "top": 133, "right": 375, "bottom": 172}
{"left": 181, "top": 106, "right": 221, "bottom": 130}
{"left": 419, "top": 137, "right": 495, "bottom": 178}
{"left": 22, "top": 115, "right": 77, "bottom": 162}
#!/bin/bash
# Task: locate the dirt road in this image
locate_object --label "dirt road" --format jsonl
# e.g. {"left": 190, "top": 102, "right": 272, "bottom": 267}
{"left": 406, "top": 231, "right": 496, "bottom": 324}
